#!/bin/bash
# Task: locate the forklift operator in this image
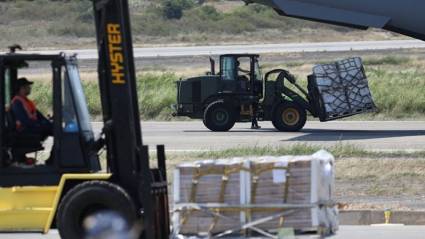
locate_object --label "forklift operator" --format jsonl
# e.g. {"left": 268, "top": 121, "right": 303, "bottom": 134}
{"left": 11, "top": 77, "right": 52, "bottom": 137}
{"left": 236, "top": 60, "right": 250, "bottom": 87}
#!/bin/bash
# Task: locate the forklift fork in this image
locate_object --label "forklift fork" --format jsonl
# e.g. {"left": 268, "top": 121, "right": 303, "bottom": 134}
{"left": 138, "top": 145, "right": 170, "bottom": 239}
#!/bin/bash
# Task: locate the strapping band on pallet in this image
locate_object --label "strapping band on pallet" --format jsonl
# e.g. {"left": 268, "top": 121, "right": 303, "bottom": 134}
{"left": 180, "top": 163, "right": 292, "bottom": 232}
{"left": 249, "top": 164, "right": 291, "bottom": 229}
{"left": 209, "top": 165, "right": 249, "bottom": 233}
{"left": 174, "top": 201, "right": 336, "bottom": 212}
{"left": 181, "top": 164, "right": 250, "bottom": 227}
{"left": 174, "top": 201, "right": 335, "bottom": 239}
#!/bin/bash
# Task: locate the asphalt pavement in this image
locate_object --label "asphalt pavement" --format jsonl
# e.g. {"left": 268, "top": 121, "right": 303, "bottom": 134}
{"left": 5, "top": 40, "right": 425, "bottom": 59}
{"left": 127, "top": 121, "right": 425, "bottom": 152}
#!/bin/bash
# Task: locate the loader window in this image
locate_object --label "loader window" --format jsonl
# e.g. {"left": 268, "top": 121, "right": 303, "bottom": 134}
{"left": 221, "top": 56, "right": 236, "bottom": 81}
{"left": 236, "top": 57, "right": 251, "bottom": 76}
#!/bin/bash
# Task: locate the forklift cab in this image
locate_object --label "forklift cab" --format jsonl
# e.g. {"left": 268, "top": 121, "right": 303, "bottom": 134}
{"left": 219, "top": 54, "right": 263, "bottom": 97}
{"left": 0, "top": 53, "right": 100, "bottom": 187}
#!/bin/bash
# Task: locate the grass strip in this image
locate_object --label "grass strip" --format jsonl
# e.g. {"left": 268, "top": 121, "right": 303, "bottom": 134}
{"left": 164, "top": 144, "right": 425, "bottom": 200}
{"left": 26, "top": 55, "right": 425, "bottom": 120}
{"left": 186, "top": 143, "right": 425, "bottom": 160}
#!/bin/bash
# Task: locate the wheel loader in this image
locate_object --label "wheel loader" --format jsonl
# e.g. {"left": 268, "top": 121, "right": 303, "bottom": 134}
{"left": 173, "top": 54, "right": 376, "bottom": 132}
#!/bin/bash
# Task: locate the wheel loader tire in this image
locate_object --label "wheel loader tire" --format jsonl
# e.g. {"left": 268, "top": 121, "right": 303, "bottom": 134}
{"left": 272, "top": 102, "right": 307, "bottom": 132}
{"left": 56, "top": 180, "right": 137, "bottom": 239}
{"left": 203, "top": 101, "right": 236, "bottom": 132}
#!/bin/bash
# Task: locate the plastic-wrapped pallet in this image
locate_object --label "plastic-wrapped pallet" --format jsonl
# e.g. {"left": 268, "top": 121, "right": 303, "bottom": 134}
{"left": 310, "top": 57, "right": 377, "bottom": 121}
{"left": 173, "top": 150, "right": 338, "bottom": 237}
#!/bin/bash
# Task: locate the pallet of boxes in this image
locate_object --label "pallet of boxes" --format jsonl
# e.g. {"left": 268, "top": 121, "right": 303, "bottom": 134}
{"left": 308, "top": 57, "right": 377, "bottom": 121}
{"left": 172, "top": 150, "right": 338, "bottom": 238}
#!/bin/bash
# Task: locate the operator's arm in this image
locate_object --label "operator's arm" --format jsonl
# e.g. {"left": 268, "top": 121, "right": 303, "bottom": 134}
{"left": 36, "top": 110, "right": 52, "bottom": 126}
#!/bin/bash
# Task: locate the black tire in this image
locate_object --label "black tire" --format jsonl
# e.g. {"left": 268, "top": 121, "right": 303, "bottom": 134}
{"left": 272, "top": 102, "right": 307, "bottom": 132}
{"left": 56, "top": 180, "right": 137, "bottom": 239}
{"left": 203, "top": 101, "right": 236, "bottom": 132}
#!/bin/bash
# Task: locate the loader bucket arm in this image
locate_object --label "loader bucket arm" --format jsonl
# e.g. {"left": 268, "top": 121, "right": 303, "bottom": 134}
{"left": 247, "top": 0, "right": 425, "bottom": 41}
{"left": 266, "top": 69, "right": 316, "bottom": 115}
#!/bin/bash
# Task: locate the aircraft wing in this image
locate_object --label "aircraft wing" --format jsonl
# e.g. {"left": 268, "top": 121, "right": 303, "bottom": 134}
{"left": 247, "top": 0, "right": 425, "bottom": 40}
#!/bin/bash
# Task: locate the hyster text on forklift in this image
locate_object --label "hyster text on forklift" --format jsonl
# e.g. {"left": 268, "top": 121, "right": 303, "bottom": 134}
{"left": 173, "top": 54, "right": 377, "bottom": 132}
{"left": 0, "top": 1, "right": 169, "bottom": 239}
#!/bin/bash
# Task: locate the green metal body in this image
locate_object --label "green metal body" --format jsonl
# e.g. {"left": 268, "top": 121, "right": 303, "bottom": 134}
{"left": 174, "top": 54, "right": 315, "bottom": 122}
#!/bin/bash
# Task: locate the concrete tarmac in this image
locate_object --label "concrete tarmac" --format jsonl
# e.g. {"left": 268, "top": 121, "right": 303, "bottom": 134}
{"left": 14, "top": 120, "right": 425, "bottom": 239}
{"left": 128, "top": 121, "right": 425, "bottom": 152}
{"left": 5, "top": 40, "right": 425, "bottom": 59}
{"left": 4, "top": 226, "right": 425, "bottom": 239}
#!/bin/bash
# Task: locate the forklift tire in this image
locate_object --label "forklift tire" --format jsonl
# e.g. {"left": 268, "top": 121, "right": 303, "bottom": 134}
{"left": 56, "top": 180, "right": 137, "bottom": 239}
{"left": 203, "top": 101, "right": 236, "bottom": 132}
{"left": 272, "top": 102, "right": 307, "bottom": 132}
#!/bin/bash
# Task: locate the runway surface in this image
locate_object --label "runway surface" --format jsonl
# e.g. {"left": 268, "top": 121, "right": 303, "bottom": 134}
{"left": 109, "top": 121, "right": 425, "bottom": 152}
{"left": 6, "top": 121, "right": 425, "bottom": 239}
{"left": 4, "top": 226, "right": 425, "bottom": 239}
{"left": 6, "top": 40, "right": 425, "bottom": 59}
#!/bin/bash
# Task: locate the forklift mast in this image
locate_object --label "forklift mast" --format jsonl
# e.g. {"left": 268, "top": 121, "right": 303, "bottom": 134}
{"left": 92, "top": 0, "right": 143, "bottom": 194}
{"left": 92, "top": 2, "right": 170, "bottom": 238}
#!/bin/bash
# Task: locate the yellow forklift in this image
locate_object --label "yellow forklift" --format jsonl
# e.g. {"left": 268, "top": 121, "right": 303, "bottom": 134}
{"left": 0, "top": 1, "right": 169, "bottom": 239}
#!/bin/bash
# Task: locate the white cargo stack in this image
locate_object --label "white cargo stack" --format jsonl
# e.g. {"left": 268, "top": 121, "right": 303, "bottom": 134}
{"left": 173, "top": 150, "right": 338, "bottom": 237}
{"left": 312, "top": 57, "right": 376, "bottom": 121}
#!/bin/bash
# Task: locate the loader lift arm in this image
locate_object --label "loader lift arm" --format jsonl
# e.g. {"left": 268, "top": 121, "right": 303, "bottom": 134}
{"left": 246, "top": 0, "right": 425, "bottom": 41}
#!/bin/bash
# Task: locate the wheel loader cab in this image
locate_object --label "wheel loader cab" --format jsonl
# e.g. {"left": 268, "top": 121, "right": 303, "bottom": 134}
{"left": 219, "top": 54, "right": 263, "bottom": 96}
{"left": 0, "top": 54, "right": 100, "bottom": 187}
